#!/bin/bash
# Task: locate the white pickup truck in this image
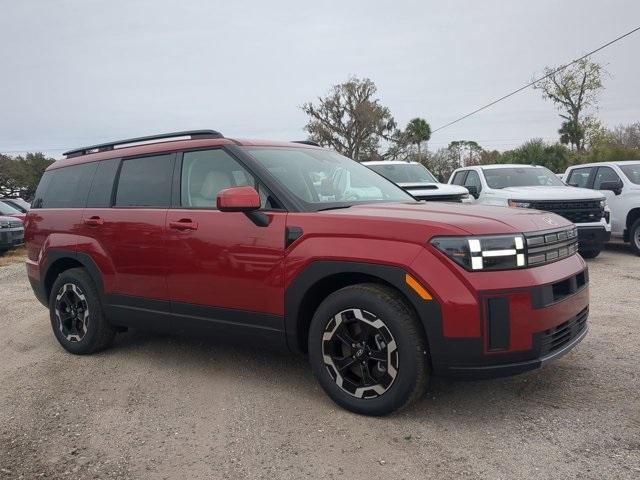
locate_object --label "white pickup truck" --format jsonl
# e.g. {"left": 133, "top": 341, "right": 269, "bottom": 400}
{"left": 564, "top": 161, "right": 640, "bottom": 255}
{"left": 363, "top": 161, "right": 469, "bottom": 202}
{"left": 448, "top": 164, "right": 611, "bottom": 258}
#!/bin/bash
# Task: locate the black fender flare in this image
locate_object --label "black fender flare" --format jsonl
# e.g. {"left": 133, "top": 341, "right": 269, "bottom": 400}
{"left": 283, "top": 260, "right": 443, "bottom": 354}
{"left": 40, "top": 250, "right": 106, "bottom": 306}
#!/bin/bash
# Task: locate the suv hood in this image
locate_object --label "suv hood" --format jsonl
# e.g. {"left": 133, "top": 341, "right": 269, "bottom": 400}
{"left": 496, "top": 186, "right": 605, "bottom": 201}
{"left": 327, "top": 201, "right": 572, "bottom": 236}
{"left": 397, "top": 182, "right": 468, "bottom": 198}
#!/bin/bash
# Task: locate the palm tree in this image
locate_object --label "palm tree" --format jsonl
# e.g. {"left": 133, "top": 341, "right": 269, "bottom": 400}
{"left": 405, "top": 118, "right": 431, "bottom": 163}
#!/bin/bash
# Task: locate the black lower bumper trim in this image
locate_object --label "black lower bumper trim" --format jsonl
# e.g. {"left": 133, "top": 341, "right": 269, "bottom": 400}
{"left": 441, "top": 325, "right": 588, "bottom": 379}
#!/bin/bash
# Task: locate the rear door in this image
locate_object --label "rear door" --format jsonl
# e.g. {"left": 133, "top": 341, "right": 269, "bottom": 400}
{"left": 81, "top": 154, "right": 175, "bottom": 328}
{"left": 165, "top": 148, "right": 287, "bottom": 339}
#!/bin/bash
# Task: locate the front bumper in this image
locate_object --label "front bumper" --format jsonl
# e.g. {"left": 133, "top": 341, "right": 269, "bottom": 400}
{"left": 577, "top": 225, "right": 610, "bottom": 251}
{"left": 409, "top": 250, "right": 589, "bottom": 379}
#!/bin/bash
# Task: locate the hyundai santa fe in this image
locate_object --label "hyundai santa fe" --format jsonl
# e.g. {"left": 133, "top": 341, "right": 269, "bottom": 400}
{"left": 25, "top": 130, "right": 589, "bottom": 416}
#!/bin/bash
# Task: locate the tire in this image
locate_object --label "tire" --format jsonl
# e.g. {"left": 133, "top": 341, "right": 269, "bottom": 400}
{"left": 308, "top": 283, "right": 429, "bottom": 416}
{"left": 630, "top": 219, "right": 640, "bottom": 256}
{"left": 48, "top": 267, "right": 115, "bottom": 354}
{"left": 579, "top": 248, "right": 601, "bottom": 259}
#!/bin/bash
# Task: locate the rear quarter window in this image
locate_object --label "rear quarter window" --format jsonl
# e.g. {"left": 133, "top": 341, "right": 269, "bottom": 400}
{"left": 32, "top": 162, "right": 98, "bottom": 208}
{"left": 115, "top": 154, "right": 174, "bottom": 207}
{"left": 86, "top": 158, "right": 120, "bottom": 208}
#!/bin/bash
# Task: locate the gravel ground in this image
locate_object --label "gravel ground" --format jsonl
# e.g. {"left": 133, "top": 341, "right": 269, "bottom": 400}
{"left": 0, "top": 246, "right": 639, "bottom": 480}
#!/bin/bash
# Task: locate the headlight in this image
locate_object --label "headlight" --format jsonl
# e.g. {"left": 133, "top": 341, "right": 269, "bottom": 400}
{"left": 599, "top": 199, "right": 607, "bottom": 209}
{"left": 508, "top": 200, "right": 531, "bottom": 208}
{"left": 431, "top": 234, "right": 526, "bottom": 271}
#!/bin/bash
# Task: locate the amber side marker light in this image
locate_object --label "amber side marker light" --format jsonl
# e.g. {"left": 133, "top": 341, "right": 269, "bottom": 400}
{"left": 405, "top": 274, "right": 433, "bottom": 301}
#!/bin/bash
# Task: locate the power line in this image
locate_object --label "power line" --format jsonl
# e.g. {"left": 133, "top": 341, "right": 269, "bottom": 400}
{"left": 431, "top": 25, "right": 640, "bottom": 134}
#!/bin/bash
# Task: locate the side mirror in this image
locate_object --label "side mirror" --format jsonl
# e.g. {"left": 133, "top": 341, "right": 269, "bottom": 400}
{"left": 465, "top": 185, "right": 479, "bottom": 199}
{"left": 598, "top": 181, "right": 623, "bottom": 196}
{"left": 217, "top": 186, "right": 260, "bottom": 212}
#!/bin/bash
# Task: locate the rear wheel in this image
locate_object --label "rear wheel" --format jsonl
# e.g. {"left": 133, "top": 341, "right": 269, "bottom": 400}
{"left": 308, "top": 284, "right": 429, "bottom": 416}
{"left": 580, "top": 248, "right": 601, "bottom": 259}
{"left": 49, "top": 268, "right": 115, "bottom": 354}
{"left": 630, "top": 219, "right": 640, "bottom": 256}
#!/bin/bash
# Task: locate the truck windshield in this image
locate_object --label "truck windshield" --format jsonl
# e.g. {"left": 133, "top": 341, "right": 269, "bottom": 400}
{"left": 367, "top": 163, "right": 438, "bottom": 184}
{"left": 619, "top": 163, "right": 640, "bottom": 185}
{"left": 483, "top": 167, "right": 565, "bottom": 189}
{"left": 242, "top": 147, "right": 414, "bottom": 210}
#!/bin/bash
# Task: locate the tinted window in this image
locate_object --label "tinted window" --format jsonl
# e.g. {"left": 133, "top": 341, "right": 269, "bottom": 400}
{"left": 464, "top": 170, "right": 482, "bottom": 192}
{"left": 451, "top": 171, "right": 467, "bottom": 186}
{"left": 567, "top": 167, "right": 593, "bottom": 188}
{"left": 593, "top": 166, "right": 621, "bottom": 190}
{"left": 180, "top": 149, "right": 255, "bottom": 209}
{"left": 115, "top": 154, "right": 174, "bottom": 207}
{"left": 86, "top": 158, "right": 120, "bottom": 208}
{"left": 33, "top": 163, "right": 97, "bottom": 208}
{"left": 619, "top": 163, "right": 640, "bottom": 185}
{"left": 0, "top": 201, "right": 21, "bottom": 215}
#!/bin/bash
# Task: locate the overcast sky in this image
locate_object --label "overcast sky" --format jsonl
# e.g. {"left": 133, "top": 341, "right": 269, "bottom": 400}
{"left": 1, "top": 0, "right": 639, "bottom": 158}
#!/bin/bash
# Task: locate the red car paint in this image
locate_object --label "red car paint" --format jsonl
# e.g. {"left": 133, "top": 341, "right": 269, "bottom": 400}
{"left": 25, "top": 135, "right": 589, "bottom": 377}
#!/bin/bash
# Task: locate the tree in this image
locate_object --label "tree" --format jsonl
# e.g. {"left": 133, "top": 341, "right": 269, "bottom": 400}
{"left": 404, "top": 118, "right": 431, "bottom": 163}
{"left": 301, "top": 77, "right": 396, "bottom": 161}
{"left": 558, "top": 120, "right": 584, "bottom": 151}
{"left": 611, "top": 122, "right": 640, "bottom": 149}
{"left": 0, "top": 153, "right": 54, "bottom": 199}
{"left": 533, "top": 58, "right": 605, "bottom": 151}
{"left": 500, "top": 139, "right": 570, "bottom": 172}
{"left": 448, "top": 140, "right": 483, "bottom": 167}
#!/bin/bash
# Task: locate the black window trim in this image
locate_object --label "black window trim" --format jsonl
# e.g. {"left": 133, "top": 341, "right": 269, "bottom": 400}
{"left": 464, "top": 169, "right": 482, "bottom": 193}
{"left": 170, "top": 145, "right": 288, "bottom": 212}
{"left": 567, "top": 166, "right": 596, "bottom": 189}
{"left": 594, "top": 165, "right": 622, "bottom": 190}
{"left": 452, "top": 170, "right": 469, "bottom": 186}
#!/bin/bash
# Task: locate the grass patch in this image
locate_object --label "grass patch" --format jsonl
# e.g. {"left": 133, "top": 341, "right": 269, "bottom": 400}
{"left": 0, "top": 246, "right": 26, "bottom": 267}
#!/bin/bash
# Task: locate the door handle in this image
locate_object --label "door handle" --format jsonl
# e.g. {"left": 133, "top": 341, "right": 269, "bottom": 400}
{"left": 169, "top": 219, "right": 198, "bottom": 231}
{"left": 84, "top": 216, "right": 104, "bottom": 226}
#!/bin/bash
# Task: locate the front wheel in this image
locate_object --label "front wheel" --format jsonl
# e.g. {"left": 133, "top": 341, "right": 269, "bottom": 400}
{"left": 579, "top": 248, "right": 601, "bottom": 259}
{"left": 308, "top": 284, "right": 429, "bottom": 416}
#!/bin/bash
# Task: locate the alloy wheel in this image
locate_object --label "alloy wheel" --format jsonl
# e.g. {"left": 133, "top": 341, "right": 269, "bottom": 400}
{"left": 322, "top": 308, "right": 398, "bottom": 399}
{"left": 55, "top": 283, "right": 89, "bottom": 342}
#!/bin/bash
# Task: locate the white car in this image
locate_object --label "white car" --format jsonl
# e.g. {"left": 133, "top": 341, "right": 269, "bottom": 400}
{"left": 363, "top": 161, "right": 469, "bottom": 202}
{"left": 564, "top": 161, "right": 640, "bottom": 255}
{"left": 448, "top": 164, "right": 611, "bottom": 258}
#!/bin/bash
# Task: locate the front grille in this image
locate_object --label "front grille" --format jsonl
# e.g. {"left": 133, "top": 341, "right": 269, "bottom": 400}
{"left": 523, "top": 200, "right": 604, "bottom": 223}
{"left": 524, "top": 226, "right": 579, "bottom": 266}
{"left": 540, "top": 307, "right": 588, "bottom": 355}
{"left": 9, "top": 221, "right": 22, "bottom": 228}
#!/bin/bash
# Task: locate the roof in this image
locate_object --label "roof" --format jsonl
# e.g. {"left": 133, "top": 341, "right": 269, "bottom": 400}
{"left": 566, "top": 160, "right": 640, "bottom": 168}
{"left": 361, "top": 160, "right": 420, "bottom": 165}
{"left": 477, "top": 164, "right": 546, "bottom": 169}
{"left": 48, "top": 132, "right": 321, "bottom": 171}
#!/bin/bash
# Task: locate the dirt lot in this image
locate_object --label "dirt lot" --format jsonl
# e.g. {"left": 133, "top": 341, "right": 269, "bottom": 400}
{"left": 0, "top": 246, "right": 639, "bottom": 480}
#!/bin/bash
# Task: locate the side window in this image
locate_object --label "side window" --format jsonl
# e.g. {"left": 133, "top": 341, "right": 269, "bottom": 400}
{"left": 180, "top": 149, "right": 255, "bottom": 209}
{"left": 35, "top": 163, "right": 97, "bottom": 208}
{"left": 115, "top": 154, "right": 174, "bottom": 207}
{"left": 567, "top": 167, "right": 593, "bottom": 188}
{"left": 451, "top": 171, "right": 467, "bottom": 186}
{"left": 86, "top": 158, "right": 120, "bottom": 208}
{"left": 464, "top": 170, "right": 482, "bottom": 192}
{"left": 593, "top": 166, "right": 621, "bottom": 190}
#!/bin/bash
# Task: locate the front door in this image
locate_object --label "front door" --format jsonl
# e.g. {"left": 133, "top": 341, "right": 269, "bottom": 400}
{"left": 165, "top": 148, "right": 287, "bottom": 339}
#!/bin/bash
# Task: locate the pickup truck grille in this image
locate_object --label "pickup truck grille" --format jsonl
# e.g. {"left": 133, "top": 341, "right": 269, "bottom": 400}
{"left": 524, "top": 226, "right": 579, "bottom": 266}
{"left": 523, "top": 200, "right": 603, "bottom": 224}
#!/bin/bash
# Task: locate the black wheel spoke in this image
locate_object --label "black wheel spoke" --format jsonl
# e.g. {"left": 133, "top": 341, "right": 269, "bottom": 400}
{"left": 369, "top": 349, "right": 387, "bottom": 362}
{"left": 335, "top": 324, "right": 356, "bottom": 347}
{"left": 360, "top": 362, "right": 376, "bottom": 386}
{"left": 55, "top": 283, "right": 89, "bottom": 342}
{"left": 332, "top": 355, "right": 357, "bottom": 371}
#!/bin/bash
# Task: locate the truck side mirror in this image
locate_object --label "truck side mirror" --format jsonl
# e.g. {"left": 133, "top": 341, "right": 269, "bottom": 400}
{"left": 465, "top": 185, "right": 479, "bottom": 199}
{"left": 598, "top": 180, "right": 623, "bottom": 196}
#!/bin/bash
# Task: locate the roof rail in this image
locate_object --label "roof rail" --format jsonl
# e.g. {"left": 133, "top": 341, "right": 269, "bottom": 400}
{"left": 63, "top": 130, "right": 224, "bottom": 157}
{"left": 291, "top": 140, "right": 321, "bottom": 147}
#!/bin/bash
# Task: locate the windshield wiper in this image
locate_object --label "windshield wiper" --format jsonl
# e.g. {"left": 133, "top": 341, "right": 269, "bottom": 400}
{"left": 316, "top": 205, "right": 353, "bottom": 212}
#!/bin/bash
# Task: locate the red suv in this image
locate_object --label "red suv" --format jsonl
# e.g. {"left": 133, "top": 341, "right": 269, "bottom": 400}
{"left": 25, "top": 130, "right": 589, "bottom": 416}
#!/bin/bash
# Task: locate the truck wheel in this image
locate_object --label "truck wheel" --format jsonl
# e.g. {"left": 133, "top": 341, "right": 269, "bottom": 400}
{"left": 49, "top": 268, "right": 115, "bottom": 354}
{"left": 580, "top": 248, "right": 601, "bottom": 259}
{"left": 630, "top": 219, "right": 640, "bottom": 256}
{"left": 308, "top": 283, "right": 429, "bottom": 416}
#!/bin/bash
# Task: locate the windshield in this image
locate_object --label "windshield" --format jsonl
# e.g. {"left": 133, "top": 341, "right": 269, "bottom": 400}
{"left": 0, "top": 201, "right": 21, "bottom": 216}
{"left": 242, "top": 147, "right": 414, "bottom": 209}
{"left": 367, "top": 163, "right": 438, "bottom": 184}
{"left": 619, "top": 163, "right": 640, "bottom": 185}
{"left": 483, "top": 167, "right": 565, "bottom": 189}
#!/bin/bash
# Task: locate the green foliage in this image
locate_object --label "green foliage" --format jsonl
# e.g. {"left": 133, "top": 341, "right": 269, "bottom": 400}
{"left": 404, "top": 118, "right": 431, "bottom": 162}
{"left": 558, "top": 120, "right": 584, "bottom": 150}
{"left": 0, "top": 153, "right": 55, "bottom": 199}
